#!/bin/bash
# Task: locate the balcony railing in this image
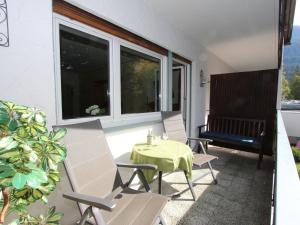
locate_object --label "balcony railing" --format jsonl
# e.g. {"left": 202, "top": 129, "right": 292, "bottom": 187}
{"left": 273, "top": 111, "right": 300, "bottom": 225}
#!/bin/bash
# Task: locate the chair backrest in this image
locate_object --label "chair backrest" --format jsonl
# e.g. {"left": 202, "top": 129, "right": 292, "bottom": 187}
{"left": 161, "top": 111, "right": 187, "bottom": 144}
{"left": 207, "top": 115, "right": 266, "bottom": 138}
{"left": 54, "top": 120, "right": 123, "bottom": 200}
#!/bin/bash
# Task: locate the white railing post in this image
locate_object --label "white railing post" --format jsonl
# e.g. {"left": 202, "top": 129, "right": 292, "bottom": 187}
{"left": 273, "top": 111, "right": 300, "bottom": 225}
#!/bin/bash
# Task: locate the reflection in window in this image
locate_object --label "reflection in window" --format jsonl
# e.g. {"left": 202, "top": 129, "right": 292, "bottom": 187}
{"left": 59, "top": 25, "right": 110, "bottom": 119}
{"left": 121, "top": 46, "right": 161, "bottom": 114}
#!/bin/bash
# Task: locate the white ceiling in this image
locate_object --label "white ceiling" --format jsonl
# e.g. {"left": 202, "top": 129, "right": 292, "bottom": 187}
{"left": 144, "top": 0, "right": 279, "bottom": 72}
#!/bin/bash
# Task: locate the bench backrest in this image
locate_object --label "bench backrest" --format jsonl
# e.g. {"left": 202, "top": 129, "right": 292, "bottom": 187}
{"left": 207, "top": 115, "right": 266, "bottom": 138}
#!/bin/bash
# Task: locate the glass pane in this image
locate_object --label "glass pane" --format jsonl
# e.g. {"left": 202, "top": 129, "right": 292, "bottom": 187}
{"left": 121, "top": 46, "right": 161, "bottom": 114}
{"left": 172, "top": 68, "right": 181, "bottom": 111}
{"left": 59, "top": 25, "right": 110, "bottom": 119}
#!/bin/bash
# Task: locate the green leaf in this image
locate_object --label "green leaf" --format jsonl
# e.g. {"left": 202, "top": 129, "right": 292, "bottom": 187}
{"left": 31, "top": 170, "right": 48, "bottom": 183}
{"left": 24, "top": 162, "right": 37, "bottom": 170}
{"left": 49, "top": 153, "right": 64, "bottom": 163}
{"left": 14, "top": 188, "right": 30, "bottom": 198}
{"left": 17, "top": 127, "right": 28, "bottom": 138}
{"left": 0, "top": 165, "right": 15, "bottom": 179}
{"left": 41, "top": 196, "right": 48, "bottom": 204}
{"left": 52, "top": 128, "right": 66, "bottom": 141}
{"left": 0, "top": 149, "right": 19, "bottom": 158}
{"left": 0, "top": 108, "right": 10, "bottom": 125}
{"left": 40, "top": 135, "right": 49, "bottom": 142}
{"left": 29, "top": 127, "right": 37, "bottom": 136}
{"left": 8, "top": 119, "right": 18, "bottom": 131}
{"left": 26, "top": 175, "right": 40, "bottom": 189}
{"left": 25, "top": 170, "right": 47, "bottom": 189}
{"left": 23, "top": 144, "right": 32, "bottom": 152}
{"left": 35, "top": 113, "right": 45, "bottom": 124}
{"left": 28, "top": 151, "right": 38, "bottom": 162}
{"left": 12, "top": 173, "right": 27, "bottom": 189}
{"left": 47, "top": 159, "right": 58, "bottom": 170}
{"left": 34, "top": 124, "right": 47, "bottom": 133}
{"left": 0, "top": 136, "right": 18, "bottom": 152}
{"left": 48, "top": 171, "right": 60, "bottom": 183}
{"left": 1, "top": 100, "right": 14, "bottom": 109}
{"left": 32, "top": 189, "right": 43, "bottom": 199}
{"left": 42, "top": 159, "right": 49, "bottom": 171}
{"left": 48, "top": 206, "right": 56, "bottom": 216}
{"left": 0, "top": 136, "right": 14, "bottom": 149}
{"left": 47, "top": 212, "right": 64, "bottom": 222}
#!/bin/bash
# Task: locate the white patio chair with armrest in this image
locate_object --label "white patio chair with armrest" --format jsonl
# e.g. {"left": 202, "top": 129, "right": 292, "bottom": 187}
{"left": 161, "top": 111, "right": 218, "bottom": 199}
{"left": 54, "top": 120, "right": 167, "bottom": 225}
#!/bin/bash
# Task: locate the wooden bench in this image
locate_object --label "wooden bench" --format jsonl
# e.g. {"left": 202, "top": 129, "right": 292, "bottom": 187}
{"left": 198, "top": 115, "right": 266, "bottom": 168}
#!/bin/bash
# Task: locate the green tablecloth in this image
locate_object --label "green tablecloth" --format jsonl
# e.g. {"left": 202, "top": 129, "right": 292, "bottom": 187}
{"left": 130, "top": 140, "right": 194, "bottom": 182}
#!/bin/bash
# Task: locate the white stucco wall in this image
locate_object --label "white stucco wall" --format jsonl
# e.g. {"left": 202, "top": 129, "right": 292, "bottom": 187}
{"left": 0, "top": 0, "right": 57, "bottom": 125}
{"left": 0, "top": 0, "right": 234, "bottom": 224}
{"left": 281, "top": 111, "right": 300, "bottom": 138}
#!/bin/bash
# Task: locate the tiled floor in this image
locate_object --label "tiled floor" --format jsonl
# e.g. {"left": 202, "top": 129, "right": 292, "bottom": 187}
{"left": 150, "top": 146, "right": 274, "bottom": 225}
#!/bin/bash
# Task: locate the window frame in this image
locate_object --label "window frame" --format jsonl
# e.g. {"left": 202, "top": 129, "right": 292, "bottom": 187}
{"left": 118, "top": 39, "right": 164, "bottom": 119}
{"left": 53, "top": 14, "right": 114, "bottom": 125}
{"left": 53, "top": 14, "right": 166, "bottom": 127}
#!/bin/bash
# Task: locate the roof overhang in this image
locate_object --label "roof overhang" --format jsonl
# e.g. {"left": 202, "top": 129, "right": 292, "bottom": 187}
{"left": 282, "top": 0, "right": 296, "bottom": 45}
{"left": 278, "top": 0, "right": 296, "bottom": 68}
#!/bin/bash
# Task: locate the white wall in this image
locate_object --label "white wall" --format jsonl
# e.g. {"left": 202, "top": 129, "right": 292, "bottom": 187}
{"left": 281, "top": 111, "right": 300, "bottom": 138}
{"left": 0, "top": 0, "right": 57, "bottom": 126}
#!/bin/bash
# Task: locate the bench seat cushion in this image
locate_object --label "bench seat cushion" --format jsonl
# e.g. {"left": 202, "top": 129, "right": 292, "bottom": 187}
{"left": 199, "top": 131, "right": 261, "bottom": 149}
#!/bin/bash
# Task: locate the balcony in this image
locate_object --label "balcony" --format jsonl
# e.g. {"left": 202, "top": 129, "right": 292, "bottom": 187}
{"left": 1, "top": 0, "right": 299, "bottom": 224}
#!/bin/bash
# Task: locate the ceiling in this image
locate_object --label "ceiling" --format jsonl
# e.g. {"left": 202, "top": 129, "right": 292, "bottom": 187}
{"left": 144, "top": 0, "right": 279, "bottom": 72}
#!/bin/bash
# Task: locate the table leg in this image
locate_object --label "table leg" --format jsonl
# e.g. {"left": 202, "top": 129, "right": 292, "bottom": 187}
{"left": 158, "top": 171, "right": 163, "bottom": 194}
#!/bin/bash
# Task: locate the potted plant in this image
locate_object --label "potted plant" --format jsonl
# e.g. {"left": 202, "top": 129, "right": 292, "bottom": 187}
{"left": 0, "top": 100, "right": 67, "bottom": 225}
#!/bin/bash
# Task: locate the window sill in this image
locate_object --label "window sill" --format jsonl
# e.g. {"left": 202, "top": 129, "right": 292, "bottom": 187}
{"left": 104, "top": 112, "right": 162, "bottom": 129}
{"left": 56, "top": 112, "right": 162, "bottom": 130}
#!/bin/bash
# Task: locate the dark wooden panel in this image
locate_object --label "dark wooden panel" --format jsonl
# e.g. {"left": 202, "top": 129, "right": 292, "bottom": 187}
{"left": 53, "top": 0, "right": 168, "bottom": 56}
{"left": 209, "top": 69, "right": 279, "bottom": 155}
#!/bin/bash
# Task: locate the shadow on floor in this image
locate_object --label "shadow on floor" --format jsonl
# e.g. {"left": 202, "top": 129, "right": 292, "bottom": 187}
{"left": 149, "top": 146, "right": 274, "bottom": 225}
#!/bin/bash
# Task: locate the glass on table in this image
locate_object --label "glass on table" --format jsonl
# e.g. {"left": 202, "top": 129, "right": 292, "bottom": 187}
{"left": 161, "top": 133, "right": 168, "bottom": 140}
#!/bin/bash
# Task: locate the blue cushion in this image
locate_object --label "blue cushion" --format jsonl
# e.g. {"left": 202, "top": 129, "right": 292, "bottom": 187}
{"left": 199, "top": 131, "right": 260, "bottom": 147}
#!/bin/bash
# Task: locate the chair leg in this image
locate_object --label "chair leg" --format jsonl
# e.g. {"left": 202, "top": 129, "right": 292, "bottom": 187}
{"left": 158, "top": 171, "right": 163, "bottom": 194}
{"left": 207, "top": 162, "right": 217, "bottom": 184}
{"left": 79, "top": 206, "right": 92, "bottom": 225}
{"left": 136, "top": 169, "right": 151, "bottom": 192}
{"left": 257, "top": 149, "right": 263, "bottom": 169}
{"left": 183, "top": 171, "right": 196, "bottom": 201}
{"left": 91, "top": 207, "right": 106, "bottom": 225}
{"left": 159, "top": 215, "right": 167, "bottom": 225}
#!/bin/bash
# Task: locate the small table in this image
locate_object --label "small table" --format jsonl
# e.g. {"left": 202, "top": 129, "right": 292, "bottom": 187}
{"left": 131, "top": 140, "right": 194, "bottom": 195}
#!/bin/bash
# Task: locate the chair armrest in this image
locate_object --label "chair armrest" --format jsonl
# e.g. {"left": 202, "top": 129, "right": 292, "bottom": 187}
{"left": 63, "top": 192, "right": 116, "bottom": 211}
{"left": 116, "top": 163, "right": 157, "bottom": 170}
{"left": 187, "top": 137, "right": 213, "bottom": 143}
{"left": 198, "top": 124, "right": 207, "bottom": 132}
{"left": 117, "top": 163, "right": 155, "bottom": 192}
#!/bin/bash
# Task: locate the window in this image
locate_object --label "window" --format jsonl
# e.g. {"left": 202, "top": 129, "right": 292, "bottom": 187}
{"left": 121, "top": 46, "right": 161, "bottom": 114}
{"left": 59, "top": 25, "right": 110, "bottom": 119}
{"left": 54, "top": 16, "right": 168, "bottom": 126}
